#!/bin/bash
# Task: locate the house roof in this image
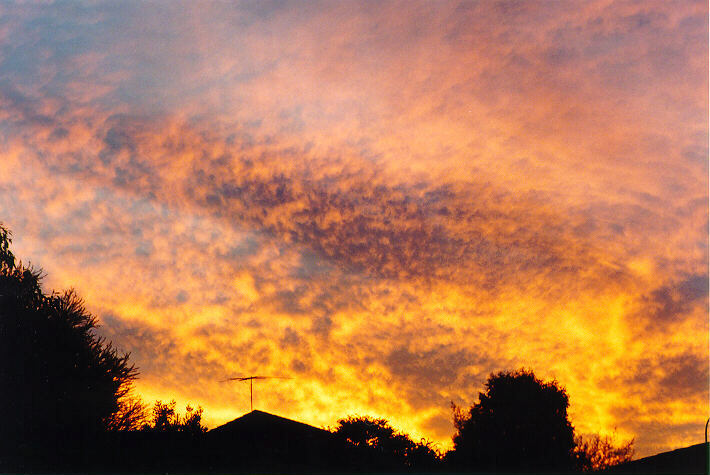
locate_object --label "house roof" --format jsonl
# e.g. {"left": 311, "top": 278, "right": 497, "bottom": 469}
{"left": 208, "top": 409, "right": 332, "bottom": 440}
{"left": 204, "top": 410, "right": 350, "bottom": 471}
{"left": 606, "top": 442, "right": 708, "bottom": 474}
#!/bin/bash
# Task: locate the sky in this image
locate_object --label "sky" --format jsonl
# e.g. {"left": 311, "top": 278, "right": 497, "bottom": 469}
{"left": 0, "top": 0, "right": 707, "bottom": 458}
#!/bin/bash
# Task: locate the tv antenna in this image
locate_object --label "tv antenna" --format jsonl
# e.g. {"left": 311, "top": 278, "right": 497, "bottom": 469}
{"left": 220, "top": 375, "right": 292, "bottom": 412}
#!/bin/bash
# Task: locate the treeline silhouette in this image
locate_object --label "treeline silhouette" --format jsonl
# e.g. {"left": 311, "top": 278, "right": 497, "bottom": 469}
{"left": 0, "top": 224, "right": 632, "bottom": 473}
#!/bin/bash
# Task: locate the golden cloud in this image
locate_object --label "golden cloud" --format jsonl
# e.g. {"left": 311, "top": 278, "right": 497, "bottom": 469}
{"left": 0, "top": 0, "right": 706, "bottom": 457}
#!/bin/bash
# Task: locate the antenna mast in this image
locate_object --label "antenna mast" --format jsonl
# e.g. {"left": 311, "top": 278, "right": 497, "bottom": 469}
{"left": 220, "top": 375, "right": 291, "bottom": 412}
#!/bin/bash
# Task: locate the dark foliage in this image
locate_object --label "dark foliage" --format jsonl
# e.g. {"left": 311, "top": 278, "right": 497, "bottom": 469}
{"left": 447, "top": 368, "right": 577, "bottom": 472}
{"left": 334, "top": 415, "right": 440, "bottom": 471}
{"left": 143, "top": 399, "right": 207, "bottom": 434}
{"left": 107, "top": 393, "right": 149, "bottom": 432}
{"left": 0, "top": 224, "right": 139, "bottom": 470}
{"left": 574, "top": 433, "right": 634, "bottom": 471}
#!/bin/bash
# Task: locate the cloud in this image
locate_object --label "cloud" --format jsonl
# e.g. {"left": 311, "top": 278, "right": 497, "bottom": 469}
{"left": 610, "top": 351, "right": 709, "bottom": 403}
{"left": 386, "top": 345, "right": 488, "bottom": 389}
{"left": 639, "top": 274, "right": 709, "bottom": 325}
{"left": 0, "top": 0, "right": 706, "bottom": 458}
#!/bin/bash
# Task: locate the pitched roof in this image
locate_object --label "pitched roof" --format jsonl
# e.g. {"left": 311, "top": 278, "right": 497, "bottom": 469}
{"left": 208, "top": 410, "right": 331, "bottom": 440}
{"left": 204, "top": 410, "right": 350, "bottom": 472}
{"left": 606, "top": 442, "right": 708, "bottom": 474}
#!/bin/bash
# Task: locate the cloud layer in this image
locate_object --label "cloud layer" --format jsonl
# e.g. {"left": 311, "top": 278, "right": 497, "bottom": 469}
{"left": 0, "top": 0, "right": 707, "bottom": 456}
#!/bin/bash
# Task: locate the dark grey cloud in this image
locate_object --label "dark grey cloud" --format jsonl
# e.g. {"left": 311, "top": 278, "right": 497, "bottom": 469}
{"left": 606, "top": 351, "right": 709, "bottom": 403}
{"left": 100, "top": 313, "right": 263, "bottom": 400}
{"left": 0, "top": 4, "right": 698, "bottom": 309}
{"left": 100, "top": 312, "right": 183, "bottom": 376}
{"left": 311, "top": 315, "right": 333, "bottom": 338}
{"left": 605, "top": 415, "right": 702, "bottom": 455}
{"left": 186, "top": 158, "right": 620, "bottom": 299}
{"left": 641, "top": 274, "right": 708, "bottom": 324}
{"left": 280, "top": 327, "right": 302, "bottom": 348}
{"left": 134, "top": 240, "right": 154, "bottom": 257}
{"left": 290, "top": 358, "right": 308, "bottom": 373}
{"left": 657, "top": 353, "right": 709, "bottom": 401}
{"left": 175, "top": 290, "right": 190, "bottom": 304}
{"left": 386, "top": 345, "right": 480, "bottom": 387}
{"left": 0, "top": 84, "right": 55, "bottom": 129}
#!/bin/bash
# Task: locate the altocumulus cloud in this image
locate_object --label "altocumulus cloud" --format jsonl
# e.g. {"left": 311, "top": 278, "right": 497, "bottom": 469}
{"left": 0, "top": 0, "right": 706, "bottom": 457}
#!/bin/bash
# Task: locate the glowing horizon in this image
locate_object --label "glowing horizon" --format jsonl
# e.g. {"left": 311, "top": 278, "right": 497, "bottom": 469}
{"left": 0, "top": 0, "right": 707, "bottom": 457}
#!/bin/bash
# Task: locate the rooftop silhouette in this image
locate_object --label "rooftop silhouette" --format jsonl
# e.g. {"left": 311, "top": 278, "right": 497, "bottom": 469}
{"left": 604, "top": 442, "right": 708, "bottom": 474}
{"left": 204, "top": 410, "right": 358, "bottom": 472}
{"left": 204, "top": 410, "right": 444, "bottom": 472}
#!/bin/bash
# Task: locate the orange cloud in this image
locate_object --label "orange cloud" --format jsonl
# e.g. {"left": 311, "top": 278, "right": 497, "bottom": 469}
{"left": 0, "top": 0, "right": 706, "bottom": 457}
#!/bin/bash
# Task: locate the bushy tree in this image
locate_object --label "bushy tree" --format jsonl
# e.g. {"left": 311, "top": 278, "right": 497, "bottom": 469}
{"left": 574, "top": 433, "right": 634, "bottom": 472}
{"left": 334, "top": 415, "right": 439, "bottom": 470}
{"left": 0, "top": 224, "right": 139, "bottom": 467}
{"left": 108, "top": 393, "right": 149, "bottom": 432}
{"left": 447, "top": 369, "right": 577, "bottom": 472}
{"left": 143, "top": 399, "right": 207, "bottom": 435}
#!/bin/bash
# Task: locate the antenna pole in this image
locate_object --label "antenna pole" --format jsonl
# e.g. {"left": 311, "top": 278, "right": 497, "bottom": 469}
{"left": 220, "top": 375, "right": 291, "bottom": 413}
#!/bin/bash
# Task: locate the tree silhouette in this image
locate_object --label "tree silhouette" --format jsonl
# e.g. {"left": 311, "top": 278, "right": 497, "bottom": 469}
{"left": 0, "top": 224, "right": 139, "bottom": 469}
{"left": 333, "top": 415, "right": 440, "bottom": 470}
{"left": 143, "top": 399, "right": 207, "bottom": 434}
{"left": 573, "top": 433, "right": 634, "bottom": 471}
{"left": 108, "top": 393, "right": 149, "bottom": 432}
{"left": 447, "top": 369, "right": 577, "bottom": 472}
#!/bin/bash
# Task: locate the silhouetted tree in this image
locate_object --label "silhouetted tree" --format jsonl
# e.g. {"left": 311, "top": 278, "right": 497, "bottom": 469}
{"left": 334, "top": 415, "right": 440, "bottom": 470}
{"left": 0, "top": 224, "right": 139, "bottom": 469}
{"left": 107, "top": 393, "right": 149, "bottom": 432}
{"left": 574, "top": 433, "right": 634, "bottom": 472}
{"left": 447, "top": 369, "right": 577, "bottom": 472}
{"left": 0, "top": 225, "right": 14, "bottom": 269}
{"left": 143, "top": 399, "right": 207, "bottom": 435}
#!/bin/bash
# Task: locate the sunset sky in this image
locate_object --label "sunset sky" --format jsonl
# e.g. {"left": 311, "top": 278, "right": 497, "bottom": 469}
{"left": 0, "top": 0, "right": 707, "bottom": 458}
